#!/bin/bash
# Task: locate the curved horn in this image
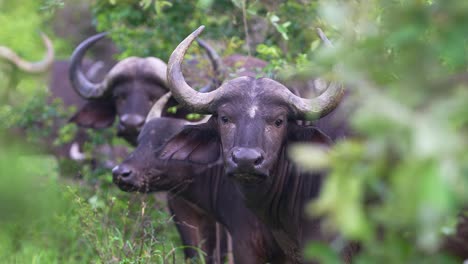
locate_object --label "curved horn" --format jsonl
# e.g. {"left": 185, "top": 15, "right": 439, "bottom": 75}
{"left": 0, "top": 32, "right": 54, "bottom": 73}
{"left": 279, "top": 28, "right": 343, "bottom": 119}
{"left": 167, "top": 26, "right": 223, "bottom": 113}
{"left": 266, "top": 78, "right": 344, "bottom": 119}
{"left": 85, "top": 61, "right": 105, "bottom": 80}
{"left": 145, "top": 92, "right": 172, "bottom": 122}
{"left": 69, "top": 32, "right": 108, "bottom": 98}
{"left": 196, "top": 38, "right": 225, "bottom": 92}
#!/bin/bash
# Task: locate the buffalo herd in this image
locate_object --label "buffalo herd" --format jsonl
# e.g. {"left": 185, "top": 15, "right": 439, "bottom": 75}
{"left": 2, "top": 25, "right": 467, "bottom": 263}
{"left": 113, "top": 26, "right": 355, "bottom": 263}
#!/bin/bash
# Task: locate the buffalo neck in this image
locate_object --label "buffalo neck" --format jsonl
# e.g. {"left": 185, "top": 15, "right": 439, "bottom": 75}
{"left": 166, "top": 163, "right": 282, "bottom": 262}
{"left": 236, "top": 144, "right": 325, "bottom": 261}
{"left": 168, "top": 164, "right": 259, "bottom": 236}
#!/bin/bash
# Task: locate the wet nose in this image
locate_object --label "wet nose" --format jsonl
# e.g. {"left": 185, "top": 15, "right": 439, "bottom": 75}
{"left": 120, "top": 114, "right": 145, "bottom": 129}
{"left": 231, "top": 147, "right": 264, "bottom": 168}
{"left": 112, "top": 164, "right": 133, "bottom": 180}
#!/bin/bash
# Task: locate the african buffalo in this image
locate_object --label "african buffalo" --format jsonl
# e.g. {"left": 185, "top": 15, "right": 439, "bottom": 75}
{"left": 160, "top": 26, "right": 354, "bottom": 263}
{"left": 112, "top": 93, "right": 286, "bottom": 263}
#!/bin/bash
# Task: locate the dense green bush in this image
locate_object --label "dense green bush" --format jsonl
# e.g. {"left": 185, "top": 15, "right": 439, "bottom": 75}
{"left": 93, "top": 0, "right": 241, "bottom": 60}
{"left": 291, "top": 0, "right": 468, "bottom": 262}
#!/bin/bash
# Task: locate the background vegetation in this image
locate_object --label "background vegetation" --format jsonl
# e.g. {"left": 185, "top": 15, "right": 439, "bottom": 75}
{"left": 0, "top": 0, "right": 466, "bottom": 263}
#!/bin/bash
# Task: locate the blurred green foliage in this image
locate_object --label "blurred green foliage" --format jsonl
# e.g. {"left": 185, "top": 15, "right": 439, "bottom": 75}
{"left": 0, "top": 0, "right": 69, "bottom": 99}
{"left": 0, "top": 1, "right": 47, "bottom": 61}
{"left": 291, "top": 0, "right": 468, "bottom": 262}
{"left": 0, "top": 0, "right": 48, "bottom": 98}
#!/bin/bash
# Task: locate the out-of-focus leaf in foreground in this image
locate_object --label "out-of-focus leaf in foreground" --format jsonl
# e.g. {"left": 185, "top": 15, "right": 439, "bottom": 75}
{"left": 295, "top": 0, "right": 468, "bottom": 261}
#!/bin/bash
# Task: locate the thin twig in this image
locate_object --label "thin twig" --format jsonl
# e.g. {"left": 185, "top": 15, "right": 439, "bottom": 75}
{"left": 316, "top": 28, "right": 333, "bottom": 47}
{"left": 242, "top": 0, "right": 251, "bottom": 56}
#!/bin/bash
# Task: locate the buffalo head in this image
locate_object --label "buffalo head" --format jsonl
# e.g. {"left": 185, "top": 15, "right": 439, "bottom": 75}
{"left": 68, "top": 33, "right": 222, "bottom": 145}
{"left": 112, "top": 92, "right": 213, "bottom": 191}
{"left": 161, "top": 26, "right": 341, "bottom": 184}
{"left": 68, "top": 33, "right": 170, "bottom": 144}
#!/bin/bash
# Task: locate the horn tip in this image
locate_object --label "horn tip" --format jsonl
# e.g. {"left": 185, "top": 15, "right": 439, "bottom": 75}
{"left": 39, "top": 32, "right": 54, "bottom": 58}
{"left": 316, "top": 28, "right": 333, "bottom": 47}
{"left": 195, "top": 25, "right": 205, "bottom": 35}
{"left": 39, "top": 32, "right": 51, "bottom": 43}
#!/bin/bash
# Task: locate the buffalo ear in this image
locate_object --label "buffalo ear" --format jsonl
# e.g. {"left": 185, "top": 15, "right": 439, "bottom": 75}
{"left": 69, "top": 100, "right": 116, "bottom": 129}
{"left": 288, "top": 123, "right": 333, "bottom": 145}
{"left": 159, "top": 117, "right": 221, "bottom": 164}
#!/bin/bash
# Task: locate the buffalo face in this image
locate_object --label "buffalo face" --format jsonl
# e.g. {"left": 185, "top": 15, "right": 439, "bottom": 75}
{"left": 213, "top": 79, "right": 291, "bottom": 183}
{"left": 70, "top": 74, "right": 167, "bottom": 146}
{"left": 112, "top": 117, "right": 190, "bottom": 192}
{"left": 111, "top": 76, "right": 168, "bottom": 145}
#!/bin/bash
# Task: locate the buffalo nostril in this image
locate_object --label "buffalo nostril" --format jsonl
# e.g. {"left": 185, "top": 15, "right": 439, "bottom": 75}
{"left": 120, "top": 114, "right": 145, "bottom": 129}
{"left": 112, "top": 165, "right": 132, "bottom": 178}
{"left": 254, "top": 156, "right": 263, "bottom": 166}
{"left": 120, "top": 168, "right": 132, "bottom": 178}
{"left": 232, "top": 152, "right": 238, "bottom": 164}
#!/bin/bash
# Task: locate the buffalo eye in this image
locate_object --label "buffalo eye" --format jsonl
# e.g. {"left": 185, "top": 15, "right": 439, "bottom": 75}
{"left": 274, "top": 118, "right": 283, "bottom": 127}
{"left": 220, "top": 116, "right": 229, "bottom": 124}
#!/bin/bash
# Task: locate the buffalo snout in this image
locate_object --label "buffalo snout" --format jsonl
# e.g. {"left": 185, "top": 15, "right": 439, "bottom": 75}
{"left": 232, "top": 147, "right": 264, "bottom": 167}
{"left": 227, "top": 147, "right": 268, "bottom": 183}
{"left": 120, "top": 114, "right": 145, "bottom": 130}
{"left": 112, "top": 164, "right": 139, "bottom": 191}
{"left": 117, "top": 114, "right": 146, "bottom": 145}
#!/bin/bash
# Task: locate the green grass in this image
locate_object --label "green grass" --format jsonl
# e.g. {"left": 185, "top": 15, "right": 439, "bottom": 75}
{"left": 0, "top": 150, "right": 192, "bottom": 264}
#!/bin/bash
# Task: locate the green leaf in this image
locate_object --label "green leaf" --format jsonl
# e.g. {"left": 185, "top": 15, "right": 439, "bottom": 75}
{"left": 288, "top": 144, "right": 330, "bottom": 170}
{"left": 166, "top": 106, "right": 178, "bottom": 114}
{"left": 139, "top": 0, "right": 152, "bottom": 10}
{"left": 186, "top": 113, "right": 202, "bottom": 120}
{"left": 155, "top": 1, "right": 173, "bottom": 14}
{"left": 197, "top": 0, "right": 214, "bottom": 9}
{"left": 304, "top": 242, "right": 341, "bottom": 264}
{"left": 256, "top": 44, "right": 282, "bottom": 59}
